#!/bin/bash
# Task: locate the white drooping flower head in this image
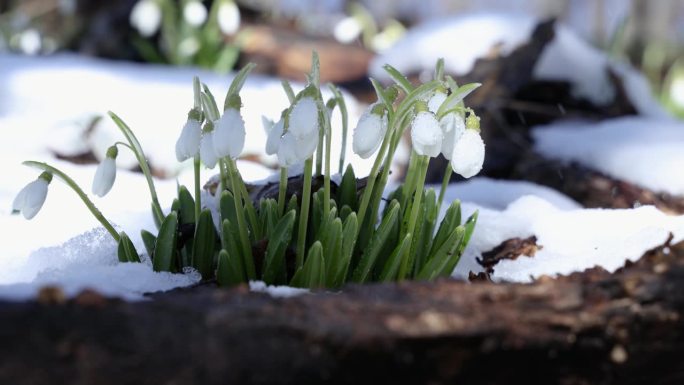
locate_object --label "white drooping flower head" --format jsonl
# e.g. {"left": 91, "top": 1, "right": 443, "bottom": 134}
{"left": 130, "top": 0, "right": 162, "bottom": 37}
{"left": 92, "top": 146, "right": 118, "bottom": 197}
{"left": 439, "top": 113, "right": 466, "bottom": 160}
{"left": 334, "top": 16, "right": 362, "bottom": 44}
{"left": 175, "top": 109, "right": 203, "bottom": 162}
{"left": 276, "top": 132, "right": 300, "bottom": 168}
{"left": 410, "top": 107, "right": 443, "bottom": 158}
{"left": 288, "top": 95, "right": 319, "bottom": 139}
{"left": 352, "top": 103, "right": 388, "bottom": 159}
{"left": 183, "top": 0, "right": 208, "bottom": 27}
{"left": 450, "top": 112, "right": 484, "bottom": 178}
{"left": 199, "top": 123, "right": 218, "bottom": 169}
{"left": 427, "top": 90, "right": 448, "bottom": 114}
{"left": 213, "top": 107, "right": 246, "bottom": 159}
{"left": 218, "top": 1, "right": 240, "bottom": 35}
{"left": 12, "top": 172, "right": 51, "bottom": 220}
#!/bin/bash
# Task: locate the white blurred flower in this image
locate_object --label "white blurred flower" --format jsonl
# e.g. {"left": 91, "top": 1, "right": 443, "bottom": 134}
{"left": 200, "top": 131, "right": 218, "bottom": 168}
{"left": 183, "top": 0, "right": 207, "bottom": 27}
{"left": 352, "top": 104, "right": 387, "bottom": 159}
{"left": 175, "top": 117, "right": 202, "bottom": 162}
{"left": 213, "top": 108, "right": 245, "bottom": 159}
{"left": 12, "top": 173, "right": 51, "bottom": 220}
{"left": 410, "top": 111, "right": 443, "bottom": 157}
{"left": 218, "top": 1, "right": 240, "bottom": 35}
{"left": 450, "top": 129, "right": 485, "bottom": 178}
{"left": 288, "top": 97, "right": 319, "bottom": 138}
{"left": 334, "top": 16, "right": 362, "bottom": 44}
{"left": 92, "top": 147, "right": 118, "bottom": 197}
{"left": 18, "top": 29, "right": 41, "bottom": 55}
{"left": 178, "top": 37, "right": 200, "bottom": 57}
{"left": 130, "top": 0, "right": 162, "bottom": 37}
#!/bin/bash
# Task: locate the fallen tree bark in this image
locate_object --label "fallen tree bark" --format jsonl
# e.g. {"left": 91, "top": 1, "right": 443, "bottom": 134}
{"left": 0, "top": 240, "right": 683, "bottom": 385}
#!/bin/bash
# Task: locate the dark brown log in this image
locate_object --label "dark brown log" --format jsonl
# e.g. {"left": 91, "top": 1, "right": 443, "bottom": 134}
{"left": 1, "top": 239, "right": 683, "bottom": 384}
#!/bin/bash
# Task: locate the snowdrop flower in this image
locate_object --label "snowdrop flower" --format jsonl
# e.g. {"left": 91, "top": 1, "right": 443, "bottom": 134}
{"left": 439, "top": 113, "right": 466, "bottom": 160}
{"left": 276, "top": 132, "right": 300, "bottom": 168}
{"left": 334, "top": 16, "right": 362, "bottom": 44}
{"left": 288, "top": 96, "right": 319, "bottom": 138}
{"left": 217, "top": 1, "right": 240, "bottom": 35}
{"left": 450, "top": 113, "right": 484, "bottom": 178}
{"left": 175, "top": 110, "right": 203, "bottom": 162}
{"left": 12, "top": 172, "right": 52, "bottom": 220}
{"left": 92, "top": 146, "right": 118, "bottom": 197}
{"left": 200, "top": 123, "right": 218, "bottom": 169}
{"left": 213, "top": 108, "right": 245, "bottom": 159}
{"left": 183, "top": 0, "right": 207, "bottom": 27}
{"left": 130, "top": 0, "right": 162, "bottom": 37}
{"left": 352, "top": 103, "right": 388, "bottom": 159}
{"left": 427, "top": 90, "right": 447, "bottom": 114}
{"left": 18, "top": 29, "right": 42, "bottom": 55}
{"left": 410, "top": 108, "right": 443, "bottom": 158}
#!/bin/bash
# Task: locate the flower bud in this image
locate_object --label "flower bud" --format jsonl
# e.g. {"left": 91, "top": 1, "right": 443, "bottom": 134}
{"left": 439, "top": 113, "right": 466, "bottom": 160}
{"left": 352, "top": 103, "right": 388, "bottom": 159}
{"left": 410, "top": 110, "right": 443, "bottom": 158}
{"left": 200, "top": 122, "right": 218, "bottom": 168}
{"left": 12, "top": 172, "right": 51, "bottom": 220}
{"left": 175, "top": 111, "right": 203, "bottom": 162}
{"left": 130, "top": 0, "right": 162, "bottom": 37}
{"left": 450, "top": 129, "right": 485, "bottom": 178}
{"left": 288, "top": 96, "right": 319, "bottom": 138}
{"left": 218, "top": 1, "right": 240, "bottom": 35}
{"left": 92, "top": 146, "right": 118, "bottom": 197}
{"left": 213, "top": 108, "right": 245, "bottom": 159}
{"left": 183, "top": 0, "right": 207, "bottom": 27}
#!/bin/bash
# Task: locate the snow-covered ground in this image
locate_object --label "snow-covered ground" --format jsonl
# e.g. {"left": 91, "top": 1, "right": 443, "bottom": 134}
{"left": 1, "top": 44, "right": 683, "bottom": 300}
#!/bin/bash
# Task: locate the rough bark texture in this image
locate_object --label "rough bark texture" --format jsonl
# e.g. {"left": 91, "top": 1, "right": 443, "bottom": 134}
{"left": 1, "top": 240, "right": 683, "bottom": 385}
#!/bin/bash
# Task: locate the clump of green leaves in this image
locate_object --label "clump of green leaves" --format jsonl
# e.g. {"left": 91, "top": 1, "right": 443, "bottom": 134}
{"left": 16, "top": 53, "right": 482, "bottom": 290}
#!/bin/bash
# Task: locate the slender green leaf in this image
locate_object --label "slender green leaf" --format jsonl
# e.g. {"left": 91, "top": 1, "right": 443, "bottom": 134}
{"left": 322, "top": 218, "right": 343, "bottom": 284}
{"left": 429, "top": 199, "right": 461, "bottom": 257}
{"left": 291, "top": 241, "right": 325, "bottom": 288}
{"left": 437, "top": 82, "right": 481, "bottom": 116}
{"left": 226, "top": 62, "right": 257, "bottom": 102}
{"left": 337, "top": 164, "right": 357, "bottom": 211}
{"left": 440, "top": 211, "right": 478, "bottom": 277}
{"left": 382, "top": 64, "right": 414, "bottom": 94}
{"left": 351, "top": 200, "right": 400, "bottom": 283}
{"left": 140, "top": 229, "right": 157, "bottom": 259}
{"left": 263, "top": 210, "right": 296, "bottom": 285}
{"left": 153, "top": 211, "right": 179, "bottom": 272}
{"left": 221, "top": 219, "right": 245, "bottom": 281}
{"left": 192, "top": 209, "right": 218, "bottom": 279}
{"left": 378, "top": 233, "right": 412, "bottom": 282}
{"left": 117, "top": 232, "right": 141, "bottom": 263}
{"left": 412, "top": 189, "right": 437, "bottom": 275}
{"left": 339, "top": 205, "right": 353, "bottom": 223}
{"left": 330, "top": 212, "right": 358, "bottom": 287}
{"left": 281, "top": 79, "right": 296, "bottom": 103}
{"left": 177, "top": 185, "right": 196, "bottom": 225}
{"left": 418, "top": 226, "right": 465, "bottom": 280}
{"left": 217, "top": 249, "right": 244, "bottom": 286}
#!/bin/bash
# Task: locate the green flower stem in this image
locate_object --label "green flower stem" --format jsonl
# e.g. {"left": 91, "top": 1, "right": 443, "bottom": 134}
{"left": 437, "top": 162, "right": 452, "bottom": 214}
{"left": 233, "top": 161, "right": 261, "bottom": 240}
{"left": 355, "top": 129, "right": 392, "bottom": 234}
{"left": 315, "top": 127, "right": 324, "bottom": 176}
{"left": 328, "top": 84, "right": 348, "bottom": 174}
{"left": 278, "top": 167, "right": 287, "bottom": 216}
{"left": 226, "top": 159, "right": 256, "bottom": 280}
{"left": 219, "top": 160, "right": 229, "bottom": 193}
{"left": 22, "top": 161, "right": 120, "bottom": 242}
{"left": 193, "top": 156, "right": 201, "bottom": 223}
{"left": 108, "top": 112, "right": 164, "bottom": 225}
{"left": 323, "top": 108, "right": 332, "bottom": 219}
{"left": 295, "top": 157, "right": 314, "bottom": 269}
{"left": 398, "top": 155, "right": 429, "bottom": 279}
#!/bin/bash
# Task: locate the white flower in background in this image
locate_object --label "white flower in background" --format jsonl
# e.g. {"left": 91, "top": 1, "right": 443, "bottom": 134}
{"left": 130, "top": 0, "right": 162, "bottom": 37}
{"left": 12, "top": 172, "right": 52, "bottom": 220}
{"left": 288, "top": 97, "right": 319, "bottom": 138}
{"left": 276, "top": 133, "right": 299, "bottom": 168}
{"left": 410, "top": 111, "right": 443, "bottom": 157}
{"left": 175, "top": 113, "right": 203, "bottom": 162}
{"left": 18, "top": 29, "right": 42, "bottom": 55}
{"left": 439, "top": 113, "right": 466, "bottom": 160}
{"left": 178, "top": 37, "right": 200, "bottom": 57}
{"left": 450, "top": 129, "right": 485, "bottom": 178}
{"left": 92, "top": 146, "right": 118, "bottom": 197}
{"left": 334, "top": 16, "right": 362, "bottom": 44}
{"left": 183, "top": 0, "right": 207, "bottom": 27}
{"left": 264, "top": 116, "right": 285, "bottom": 155}
{"left": 352, "top": 103, "right": 388, "bottom": 159}
{"left": 200, "top": 130, "right": 218, "bottom": 168}
{"left": 213, "top": 108, "right": 246, "bottom": 159}
{"left": 218, "top": 1, "right": 240, "bottom": 35}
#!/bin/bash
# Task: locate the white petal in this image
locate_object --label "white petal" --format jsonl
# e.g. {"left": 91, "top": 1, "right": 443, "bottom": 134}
{"left": 439, "top": 113, "right": 466, "bottom": 160}
{"left": 130, "top": 0, "right": 162, "bottom": 37}
{"left": 276, "top": 133, "right": 300, "bottom": 168}
{"left": 183, "top": 1, "right": 207, "bottom": 27}
{"left": 12, "top": 184, "right": 28, "bottom": 212}
{"left": 352, "top": 110, "right": 387, "bottom": 159}
{"left": 218, "top": 1, "right": 240, "bottom": 35}
{"left": 176, "top": 119, "right": 202, "bottom": 162}
{"left": 410, "top": 111, "right": 443, "bottom": 157}
{"left": 428, "top": 92, "right": 447, "bottom": 114}
{"left": 450, "top": 130, "right": 485, "bottom": 179}
{"left": 288, "top": 97, "right": 319, "bottom": 138}
{"left": 265, "top": 118, "right": 285, "bottom": 155}
{"left": 213, "top": 109, "right": 245, "bottom": 159}
{"left": 294, "top": 130, "right": 319, "bottom": 161}
{"left": 334, "top": 17, "right": 362, "bottom": 44}
{"left": 200, "top": 132, "right": 218, "bottom": 168}
{"left": 20, "top": 179, "right": 48, "bottom": 219}
{"left": 92, "top": 157, "right": 117, "bottom": 197}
